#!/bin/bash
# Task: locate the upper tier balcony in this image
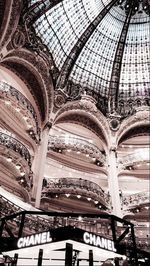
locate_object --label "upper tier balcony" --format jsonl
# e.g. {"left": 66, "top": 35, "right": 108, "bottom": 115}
{"left": 0, "top": 81, "right": 41, "bottom": 142}
{"left": 48, "top": 135, "right": 106, "bottom": 165}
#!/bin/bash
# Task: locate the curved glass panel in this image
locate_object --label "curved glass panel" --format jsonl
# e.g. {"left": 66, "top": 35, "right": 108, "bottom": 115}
{"left": 31, "top": 0, "right": 150, "bottom": 100}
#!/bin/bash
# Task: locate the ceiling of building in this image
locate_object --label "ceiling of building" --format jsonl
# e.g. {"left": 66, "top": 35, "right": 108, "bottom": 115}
{"left": 28, "top": 0, "right": 150, "bottom": 102}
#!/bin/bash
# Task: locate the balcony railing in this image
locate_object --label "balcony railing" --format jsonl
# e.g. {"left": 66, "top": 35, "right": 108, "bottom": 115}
{"left": 41, "top": 177, "right": 110, "bottom": 206}
{"left": 122, "top": 191, "right": 149, "bottom": 209}
{"left": 0, "top": 194, "right": 50, "bottom": 236}
{"left": 0, "top": 81, "right": 41, "bottom": 139}
{"left": 0, "top": 132, "right": 31, "bottom": 166}
{"left": 48, "top": 136, "right": 106, "bottom": 163}
{"left": 118, "top": 149, "right": 149, "bottom": 168}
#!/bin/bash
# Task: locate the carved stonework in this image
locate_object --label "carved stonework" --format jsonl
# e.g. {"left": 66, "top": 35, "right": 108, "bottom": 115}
{"left": 54, "top": 92, "right": 66, "bottom": 109}
{"left": 109, "top": 118, "right": 120, "bottom": 131}
{"left": 11, "top": 28, "right": 26, "bottom": 48}
{"left": 21, "top": 25, "right": 59, "bottom": 85}
{"left": 0, "top": 0, "right": 22, "bottom": 50}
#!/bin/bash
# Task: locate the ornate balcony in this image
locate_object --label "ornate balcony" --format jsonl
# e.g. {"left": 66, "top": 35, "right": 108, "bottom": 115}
{"left": 122, "top": 191, "right": 150, "bottom": 209}
{"left": 118, "top": 148, "right": 149, "bottom": 169}
{"left": 41, "top": 177, "right": 110, "bottom": 207}
{"left": 0, "top": 131, "right": 33, "bottom": 191}
{"left": 48, "top": 135, "right": 106, "bottom": 164}
{"left": 0, "top": 81, "right": 41, "bottom": 141}
{"left": 0, "top": 132, "right": 31, "bottom": 166}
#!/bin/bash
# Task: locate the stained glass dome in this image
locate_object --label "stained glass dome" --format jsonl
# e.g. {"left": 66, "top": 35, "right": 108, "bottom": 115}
{"left": 26, "top": 0, "right": 150, "bottom": 112}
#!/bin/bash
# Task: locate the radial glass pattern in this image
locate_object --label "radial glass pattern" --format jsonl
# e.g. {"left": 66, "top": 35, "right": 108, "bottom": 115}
{"left": 30, "top": 0, "right": 150, "bottom": 99}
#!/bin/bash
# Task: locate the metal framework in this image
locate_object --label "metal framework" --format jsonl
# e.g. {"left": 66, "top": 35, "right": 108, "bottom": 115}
{"left": 0, "top": 211, "right": 141, "bottom": 264}
{"left": 56, "top": 0, "right": 118, "bottom": 90}
{"left": 108, "top": 0, "right": 134, "bottom": 113}
{"left": 23, "top": 0, "right": 62, "bottom": 25}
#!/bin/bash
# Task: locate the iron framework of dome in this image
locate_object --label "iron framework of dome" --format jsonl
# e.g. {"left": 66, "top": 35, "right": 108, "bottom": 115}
{"left": 23, "top": 0, "right": 150, "bottom": 116}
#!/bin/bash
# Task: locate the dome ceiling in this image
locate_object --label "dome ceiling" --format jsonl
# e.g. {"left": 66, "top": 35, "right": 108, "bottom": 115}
{"left": 26, "top": 0, "right": 149, "bottom": 109}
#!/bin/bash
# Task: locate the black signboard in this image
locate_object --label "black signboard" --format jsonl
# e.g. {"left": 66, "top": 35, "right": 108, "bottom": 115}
{"left": 0, "top": 226, "right": 116, "bottom": 253}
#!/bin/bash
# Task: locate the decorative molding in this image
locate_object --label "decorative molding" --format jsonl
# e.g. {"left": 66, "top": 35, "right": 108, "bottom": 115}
{"left": 0, "top": 0, "right": 22, "bottom": 51}
{"left": 11, "top": 28, "right": 26, "bottom": 49}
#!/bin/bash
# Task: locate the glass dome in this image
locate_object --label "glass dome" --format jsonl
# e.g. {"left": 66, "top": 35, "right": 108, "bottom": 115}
{"left": 27, "top": 0, "right": 150, "bottom": 108}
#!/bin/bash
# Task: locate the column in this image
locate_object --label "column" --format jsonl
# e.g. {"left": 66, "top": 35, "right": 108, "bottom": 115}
{"left": 65, "top": 243, "right": 73, "bottom": 266}
{"left": 107, "top": 149, "right": 122, "bottom": 218}
{"left": 32, "top": 122, "right": 51, "bottom": 208}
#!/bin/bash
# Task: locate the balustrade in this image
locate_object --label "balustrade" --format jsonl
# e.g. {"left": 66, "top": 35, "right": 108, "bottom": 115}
{"left": 118, "top": 149, "right": 149, "bottom": 169}
{"left": 48, "top": 135, "right": 106, "bottom": 163}
{"left": 42, "top": 177, "right": 110, "bottom": 206}
{"left": 0, "top": 81, "right": 41, "bottom": 139}
{"left": 0, "top": 132, "right": 31, "bottom": 166}
{"left": 122, "top": 191, "right": 149, "bottom": 208}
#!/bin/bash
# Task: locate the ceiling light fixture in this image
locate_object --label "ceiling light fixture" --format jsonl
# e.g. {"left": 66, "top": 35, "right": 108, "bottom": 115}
{"left": 65, "top": 194, "right": 70, "bottom": 197}
{"left": 20, "top": 172, "right": 25, "bottom": 176}
{"left": 6, "top": 157, "right": 12, "bottom": 162}
{"left": 78, "top": 216, "right": 82, "bottom": 221}
{"left": 87, "top": 197, "right": 91, "bottom": 201}
{"left": 16, "top": 164, "right": 21, "bottom": 170}
{"left": 77, "top": 195, "right": 81, "bottom": 198}
{"left": 15, "top": 107, "right": 20, "bottom": 112}
{"left": 5, "top": 100, "right": 11, "bottom": 105}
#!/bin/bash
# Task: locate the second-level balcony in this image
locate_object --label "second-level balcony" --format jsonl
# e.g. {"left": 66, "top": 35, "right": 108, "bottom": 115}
{"left": 41, "top": 177, "right": 110, "bottom": 208}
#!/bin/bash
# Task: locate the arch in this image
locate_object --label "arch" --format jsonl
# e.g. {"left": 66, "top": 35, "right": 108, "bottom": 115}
{"left": 1, "top": 48, "right": 54, "bottom": 121}
{"left": 118, "top": 124, "right": 150, "bottom": 145}
{"left": 116, "top": 110, "right": 150, "bottom": 145}
{"left": 54, "top": 107, "right": 110, "bottom": 148}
